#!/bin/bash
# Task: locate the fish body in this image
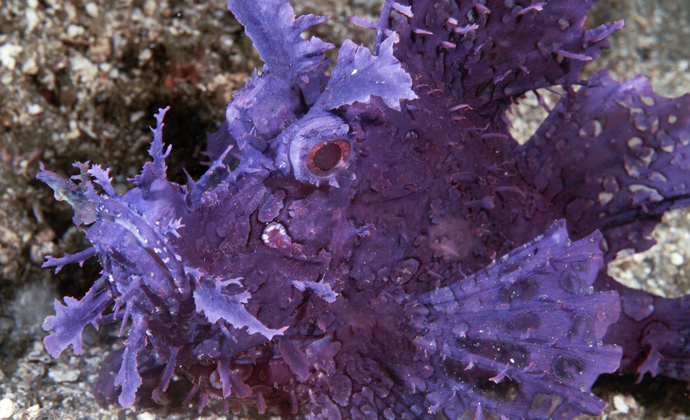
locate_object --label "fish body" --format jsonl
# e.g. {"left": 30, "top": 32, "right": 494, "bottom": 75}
{"left": 38, "top": 0, "right": 690, "bottom": 418}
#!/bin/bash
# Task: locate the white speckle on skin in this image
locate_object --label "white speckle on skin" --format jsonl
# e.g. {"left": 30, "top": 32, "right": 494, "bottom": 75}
{"left": 598, "top": 191, "right": 614, "bottom": 206}
{"left": 262, "top": 221, "right": 303, "bottom": 254}
{"left": 262, "top": 222, "right": 287, "bottom": 246}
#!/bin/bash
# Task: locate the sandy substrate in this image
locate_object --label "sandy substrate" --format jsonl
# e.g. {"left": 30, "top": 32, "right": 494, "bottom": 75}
{"left": 0, "top": 0, "right": 688, "bottom": 418}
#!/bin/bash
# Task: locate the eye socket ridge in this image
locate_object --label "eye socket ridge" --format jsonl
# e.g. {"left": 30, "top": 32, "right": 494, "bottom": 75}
{"left": 306, "top": 139, "right": 351, "bottom": 177}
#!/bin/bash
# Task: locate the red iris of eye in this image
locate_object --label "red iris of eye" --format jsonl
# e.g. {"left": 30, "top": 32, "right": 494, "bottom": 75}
{"left": 306, "top": 139, "right": 351, "bottom": 176}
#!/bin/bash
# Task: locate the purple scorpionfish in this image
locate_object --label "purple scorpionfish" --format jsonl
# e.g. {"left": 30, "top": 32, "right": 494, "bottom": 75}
{"left": 38, "top": 0, "right": 690, "bottom": 418}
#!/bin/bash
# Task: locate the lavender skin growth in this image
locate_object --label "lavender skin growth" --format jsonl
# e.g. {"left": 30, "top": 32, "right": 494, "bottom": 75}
{"left": 38, "top": 0, "right": 690, "bottom": 418}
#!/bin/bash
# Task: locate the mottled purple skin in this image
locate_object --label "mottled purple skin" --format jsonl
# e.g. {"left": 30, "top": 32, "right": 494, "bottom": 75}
{"left": 37, "top": 0, "right": 690, "bottom": 418}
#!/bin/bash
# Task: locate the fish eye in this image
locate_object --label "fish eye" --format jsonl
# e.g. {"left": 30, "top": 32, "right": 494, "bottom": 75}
{"left": 306, "top": 139, "right": 351, "bottom": 176}
{"left": 287, "top": 112, "right": 353, "bottom": 186}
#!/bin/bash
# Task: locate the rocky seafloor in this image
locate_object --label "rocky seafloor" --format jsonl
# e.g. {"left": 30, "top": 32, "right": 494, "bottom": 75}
{"left": 0, "top": 0, "right": 689, "bottom": 418}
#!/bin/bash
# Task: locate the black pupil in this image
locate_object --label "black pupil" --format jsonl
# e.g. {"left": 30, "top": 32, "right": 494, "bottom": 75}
{"left": 312, "top": 142, "right": 342, "bottom": 171}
